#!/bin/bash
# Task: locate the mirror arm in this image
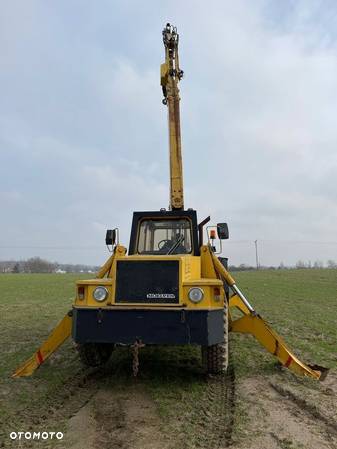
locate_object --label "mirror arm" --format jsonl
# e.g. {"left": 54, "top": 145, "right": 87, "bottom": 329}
{"left": 198, "top": 216, "right": 211, "bottom": 247}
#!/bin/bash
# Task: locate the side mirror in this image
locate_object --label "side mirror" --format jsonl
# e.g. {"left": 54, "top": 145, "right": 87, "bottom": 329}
{"left": 217, "top": 223, "right": 229, "bottom": 240}
{"left": 105, "top": 229, "right": 116, "bottom": 246}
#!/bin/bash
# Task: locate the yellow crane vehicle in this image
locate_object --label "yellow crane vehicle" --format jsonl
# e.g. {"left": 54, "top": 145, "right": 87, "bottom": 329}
{"left": 14, "top": 23, "right": 325, "bottom": 380}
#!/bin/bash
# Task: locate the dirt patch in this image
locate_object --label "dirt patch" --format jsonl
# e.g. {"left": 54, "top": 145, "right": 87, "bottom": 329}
{"left": 63, "top": 370, "right": 236, "bottom": 449}
{"left": 65, "top": 384, "right": 174, "bottom": 449}
{"left": 66, "top": 404, "right": 97, "bottom": 449}
{"left": 321, "top": 371, "right": 337, "bottom": 399}
{"left": 237, "top": 376, "right": 337, "bottom": 449}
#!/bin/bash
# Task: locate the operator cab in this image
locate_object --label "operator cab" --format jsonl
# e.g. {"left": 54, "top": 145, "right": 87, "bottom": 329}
{"left": 129, "top": 209, "right": 200, "bottom": 256}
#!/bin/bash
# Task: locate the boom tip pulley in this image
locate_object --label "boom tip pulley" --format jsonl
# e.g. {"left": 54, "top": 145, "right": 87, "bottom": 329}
{"left": 162, "top": 23, "right": 184, "bottom": 84}
{"left": 163, "top": 23, "right": 178, "bottom": 47}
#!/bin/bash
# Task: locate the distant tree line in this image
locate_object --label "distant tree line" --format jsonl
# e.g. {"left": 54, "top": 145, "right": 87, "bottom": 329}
{"left": 294, "top": 259, "right": 337, "bottom": 269}
{"left": 229, "top": 259, "right": 337, "bottom": 271}
{"left": 0, "top": 258, "right": 100, "bottom": 274}
{"left": 1, "top": 257, "right": 336, "bottom": 274}
{"left": 229, "top": 264, "right": 281, "bottom": 271}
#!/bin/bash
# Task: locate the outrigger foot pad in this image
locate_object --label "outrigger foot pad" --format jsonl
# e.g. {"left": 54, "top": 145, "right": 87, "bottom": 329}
{"left": 308, "top": 365, "right": 329, "bottom": 381}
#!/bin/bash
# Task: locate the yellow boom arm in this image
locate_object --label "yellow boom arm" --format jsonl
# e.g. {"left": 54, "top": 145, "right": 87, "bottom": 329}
{"left": 161, "top": 23, "right": 184, "bottom": 210}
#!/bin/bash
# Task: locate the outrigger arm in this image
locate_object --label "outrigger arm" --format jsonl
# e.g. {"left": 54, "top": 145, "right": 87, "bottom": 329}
{"left": 12, "top": 313, "right": 72, "bottom": 378}
{"left": 12, "top": 248, "right": 122, "bottom": 378}
{"left": 210, "top": 250, "right": 326, "bottom": 380}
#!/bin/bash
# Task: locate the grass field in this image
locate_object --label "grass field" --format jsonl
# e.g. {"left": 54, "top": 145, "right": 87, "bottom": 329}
{"left": 0, "top": 270, "right": 336, "bottom": 449}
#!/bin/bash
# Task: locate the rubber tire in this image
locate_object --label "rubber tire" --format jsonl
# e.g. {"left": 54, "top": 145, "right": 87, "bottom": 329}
{"left": 76, "top": 343, "right": 114, "bottom": 367}
{"left": 202, "top": 302, "right": 229, "bottom": 375}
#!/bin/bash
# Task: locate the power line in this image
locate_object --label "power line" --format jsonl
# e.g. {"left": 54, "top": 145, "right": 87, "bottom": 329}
{"left": 0, "top": 246, "right": 104, "bottom": 250}
{"left": 0, "top": 240, "right": 337, "bottom": 250}
{"left": 225, "top": 240, "right": 337, "bottom": 245}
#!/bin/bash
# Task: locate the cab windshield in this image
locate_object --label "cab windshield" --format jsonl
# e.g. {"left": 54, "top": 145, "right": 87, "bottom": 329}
{"left": 137, "top": 219, "right": 192, "bottom": 255}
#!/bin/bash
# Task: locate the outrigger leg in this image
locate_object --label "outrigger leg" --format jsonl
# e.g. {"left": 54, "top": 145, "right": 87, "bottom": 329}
{"left": 12, "top": 312, "right": 72, "bottom": 378}
{"left": 211, "top": 252, "right": 327, "bottom": 380}
{"left": 12, "top": 250, "right": 120, "bottom": 378}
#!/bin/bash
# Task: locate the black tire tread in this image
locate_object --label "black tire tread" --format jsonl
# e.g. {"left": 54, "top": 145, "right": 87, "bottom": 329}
{"left": 76, "top": 343, "right": 113, "bottom": 367}
{"left": 202, "top": 302, "right": 229, "bottom": 374}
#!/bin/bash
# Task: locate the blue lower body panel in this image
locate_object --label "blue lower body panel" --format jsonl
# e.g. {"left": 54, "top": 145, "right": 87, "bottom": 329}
{"left": 72, "top": 307, "right": 224, "bottom": 346}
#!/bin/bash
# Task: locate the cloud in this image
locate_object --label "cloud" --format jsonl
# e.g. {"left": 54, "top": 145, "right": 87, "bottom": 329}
{"left": 1, "top": 0, "right": 337, "bottom": 265}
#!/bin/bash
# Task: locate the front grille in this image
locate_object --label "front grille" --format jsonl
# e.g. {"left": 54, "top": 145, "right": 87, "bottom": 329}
{"left": 115, "top": 260, "right": 179, "bottom": 304}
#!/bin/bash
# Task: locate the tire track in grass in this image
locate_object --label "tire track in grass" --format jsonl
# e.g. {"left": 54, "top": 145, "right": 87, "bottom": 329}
{"left": 3, "top": 347, "right": 237, "bottom": 449}
{"left": 190, "top": 364, "right": 236, "bottom": 449}
{"left": 269, "top": 382, "right": 337, "bottom": 440}
{"left": 239, "top": 376, "right": 337, "bottom": 449}
{"left": 1, "top": 366, "right": 109, "bottom": 449}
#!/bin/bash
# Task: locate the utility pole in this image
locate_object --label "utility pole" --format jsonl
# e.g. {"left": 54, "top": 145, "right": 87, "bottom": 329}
{"left": 254, "top": 240, "right": 259, "bottom": 270}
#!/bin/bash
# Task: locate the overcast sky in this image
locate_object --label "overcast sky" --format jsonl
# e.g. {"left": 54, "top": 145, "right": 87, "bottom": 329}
{"left": 1, "top": 0, "right": 337, "bottom": 266}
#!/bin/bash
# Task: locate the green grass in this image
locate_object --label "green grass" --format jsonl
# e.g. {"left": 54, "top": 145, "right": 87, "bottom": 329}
{"left": 0, "top": 270, "right": 336, "bottom": 447}
{"left": 0, "top": 274, "right": 88, "bottom": 439}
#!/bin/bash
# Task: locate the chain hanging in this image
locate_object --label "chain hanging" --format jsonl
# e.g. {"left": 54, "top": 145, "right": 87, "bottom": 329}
{"left": 132, "top": 339, "right": 145, "bottom": 377}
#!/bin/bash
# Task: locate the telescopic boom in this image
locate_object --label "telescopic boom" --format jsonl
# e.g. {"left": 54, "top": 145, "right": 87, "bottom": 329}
{"left": 161, "top": 23, "right": 184, "bottom": 210}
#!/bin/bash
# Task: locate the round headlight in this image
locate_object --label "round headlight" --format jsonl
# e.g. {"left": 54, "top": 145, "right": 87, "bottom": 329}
{"left": 188, "top": 287, "right": 204, "bottom": 303}
{"left": 93, "top": 286, "right": 108, "bottom": 302}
